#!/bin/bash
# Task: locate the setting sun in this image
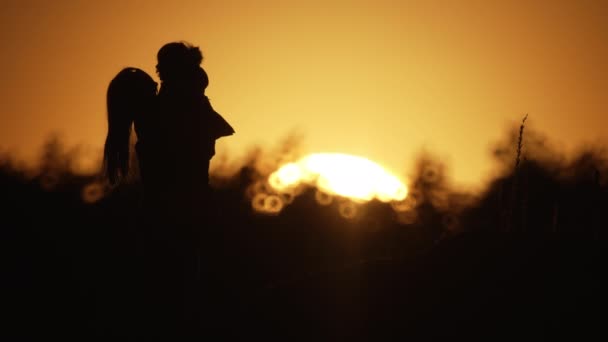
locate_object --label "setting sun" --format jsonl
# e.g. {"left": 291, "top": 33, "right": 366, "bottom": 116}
{"left": 268, "top": 153, "right": 408, "bottom": 203}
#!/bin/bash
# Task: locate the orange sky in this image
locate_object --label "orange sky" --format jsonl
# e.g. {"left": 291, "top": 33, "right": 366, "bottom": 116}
{"left": 1, "top": 0, "right": 606, "bottom": 190}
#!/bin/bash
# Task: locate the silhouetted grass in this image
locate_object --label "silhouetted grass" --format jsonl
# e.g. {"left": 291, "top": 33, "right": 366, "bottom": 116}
{"left": 1, "top": 127, "right": 606, "bottom": 339}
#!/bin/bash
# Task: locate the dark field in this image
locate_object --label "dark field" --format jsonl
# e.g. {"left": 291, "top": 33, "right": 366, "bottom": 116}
{"left": 2, "top": 132, "right": 606, "bottom": 340}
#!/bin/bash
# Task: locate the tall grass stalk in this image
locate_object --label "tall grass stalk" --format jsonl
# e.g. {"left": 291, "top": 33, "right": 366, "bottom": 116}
{"left": 506, "top": 114, "right": 528, "bottom": 232}
{"left": 515, "top": 114, "right": 528, "bottom": 171}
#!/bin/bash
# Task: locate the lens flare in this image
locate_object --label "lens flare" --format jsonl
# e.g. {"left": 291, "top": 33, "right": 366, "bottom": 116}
{"left": 268, "top": 153, "right": 408, "bottom": 203}
{"left": 339, "top": 201, "right": 358, "bottom": 219}
{"left": 252, "top": 193, "right": 268, "bottom": 212}
{"left": 315, "top": 190, "right": 333, "bottom": 206}
{"left": 264, "top": 194, "right": 284, "bottom": 214}
{"left": 81, "top": 182, "right": 105, "bottom": 203}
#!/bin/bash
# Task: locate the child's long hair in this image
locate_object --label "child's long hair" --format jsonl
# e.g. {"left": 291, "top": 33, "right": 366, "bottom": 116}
{"left": 103, "top": 67, "right": 157, "bottom": 186}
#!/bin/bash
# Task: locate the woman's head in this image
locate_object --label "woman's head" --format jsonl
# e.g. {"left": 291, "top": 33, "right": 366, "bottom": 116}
{"left": 107, "top": 67, "right": 157, "bottom": 112}
{"left": 156, "top": 41, "right": 204, "bottom": 85}
{"left": 103, "top": 67, "right": 157, "bottom": 186}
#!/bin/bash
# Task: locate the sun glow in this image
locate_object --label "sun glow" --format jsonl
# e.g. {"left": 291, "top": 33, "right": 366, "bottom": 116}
{"left": 268, "top": 153, "right": 408, "bottom": 202}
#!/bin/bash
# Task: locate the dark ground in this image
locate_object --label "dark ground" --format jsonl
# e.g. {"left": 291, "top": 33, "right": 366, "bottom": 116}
{"left": 3, "top": 196, "right": 604, "bottom": 340}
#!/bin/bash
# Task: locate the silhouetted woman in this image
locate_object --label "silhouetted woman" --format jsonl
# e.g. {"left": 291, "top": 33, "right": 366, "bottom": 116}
{"left": 102, "top": 67, "right": 157, "bottom": 187}
{"left": 103, "top": 67, "right": 168, "bottom": 335}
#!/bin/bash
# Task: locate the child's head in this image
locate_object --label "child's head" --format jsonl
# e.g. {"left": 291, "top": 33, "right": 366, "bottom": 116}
{"left": 156, "top": 41, "right": 203, "bottom": 84}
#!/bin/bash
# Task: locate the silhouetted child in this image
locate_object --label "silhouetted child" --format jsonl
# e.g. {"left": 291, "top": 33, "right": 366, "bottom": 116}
{"left": 153, "top": 41, "right": 235, "bottom": 224}
{"left": 150, "top": 41, "right": 235, "bottom": 336}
